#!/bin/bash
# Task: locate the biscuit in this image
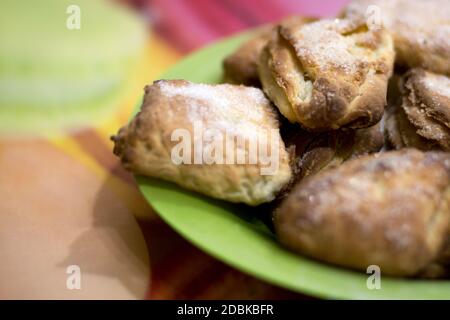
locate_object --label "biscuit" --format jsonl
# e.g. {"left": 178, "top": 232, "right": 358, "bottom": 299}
{"left": 385, "top": 104, "right": 434, "bottom": 151}
{"left": 258, "top": 18, "right": 394, "bottom": 131}
{"left": 344, "top": 0, "right": 450, "bottom": 75}
{"left": 275, "top": 149, "right": 450, "bottom": 276}
{"left": 385, "top": 68, "right": 450, "bottom": 151}
{"left": 112, "top": 80, "right": 292, "bottom": 206}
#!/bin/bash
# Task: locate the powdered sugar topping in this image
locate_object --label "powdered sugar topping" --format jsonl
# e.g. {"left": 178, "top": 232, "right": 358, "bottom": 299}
{"left": 157, "top": 80, "right": 276, "bottom": 139}
{"left": 289, "top": 19, "right": 364, "bottom": 74}
{"left": 422, "top": 73, "right": 450, "bottom": 99}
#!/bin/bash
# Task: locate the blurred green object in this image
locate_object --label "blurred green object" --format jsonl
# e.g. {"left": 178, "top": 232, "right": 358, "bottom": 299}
{"left": 138, "top": 31, "right": 450, "bottom": 299}
{"left": 0, "top": 0, "right": 146, "bottom": 135}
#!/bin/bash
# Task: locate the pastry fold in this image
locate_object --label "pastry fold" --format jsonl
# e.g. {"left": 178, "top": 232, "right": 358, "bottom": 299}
{"left": 223, "top": 16, "right": 315, "bottom": 87}
{"left": 386, "top": 69, "right": 450, "bottom": 151}
{"left": 282, "top": 122, "right": 384, "bottom": 187}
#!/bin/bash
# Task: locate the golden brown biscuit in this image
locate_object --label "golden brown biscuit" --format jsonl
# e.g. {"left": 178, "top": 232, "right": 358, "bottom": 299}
{"left": 258, "top": 18, "right": 394, "bottom": 131}
{"left": 386, "top": 69, "right": 450, "bottom": 151}
{"left": 275, "top": 149, "right": 450, "bottom": 277}
{"left": 344, "top": 0, "right": 450, "bottom": 75}
{"left": 223, "top": 16, "right": 315, "bottom": 87}
{"left": 112, "top": 80, "right": 292, "bottom": 206}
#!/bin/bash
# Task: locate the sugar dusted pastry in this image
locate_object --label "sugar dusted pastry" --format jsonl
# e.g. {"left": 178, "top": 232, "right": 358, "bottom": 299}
{"left": 112, "top": 80, "right": 292, "bottom": 206}
{"left": 275, "top": 149, "right": 450, "bottom": 277}
{"left": 223, "top": 16, "right": 314, "bottom": 86}
{"left": 344, "top": 0, "right": 450, "bottom": 75}
{"left": 258, "top": 18, "right": 394, "bottom": 131}
{"left": 386, "top": 69, "right": 450, "bottom": 151}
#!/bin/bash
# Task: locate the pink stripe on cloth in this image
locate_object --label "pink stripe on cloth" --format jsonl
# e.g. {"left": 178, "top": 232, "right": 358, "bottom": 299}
{"left": 148, "top": 0, "right": 220, "bottom": 52}
{"left": 189, "top": 0, "right": 249, "bottom": 35}
{"left": 220, "top": 0, "right": 286, "bottom": 25}
{"left": 277, "top": 0, "right": 351, "bottom": 17}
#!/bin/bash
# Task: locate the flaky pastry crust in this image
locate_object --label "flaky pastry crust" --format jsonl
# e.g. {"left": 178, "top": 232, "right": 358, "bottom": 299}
{"left": 112, "top": 80, "right": 292, "bottom": 206}
{"left": 283, "top": 122, "right": 384, "bottom": 187}
{"left": 275, "top": 149, "right": 450, "bottom": 276}
{"left": 386, "top": 68, "right": 450, "bottom": 151}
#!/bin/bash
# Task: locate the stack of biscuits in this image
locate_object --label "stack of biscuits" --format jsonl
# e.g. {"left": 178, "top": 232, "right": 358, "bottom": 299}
{"left": 113, "top": 0, "right": 450, "bottom": 278}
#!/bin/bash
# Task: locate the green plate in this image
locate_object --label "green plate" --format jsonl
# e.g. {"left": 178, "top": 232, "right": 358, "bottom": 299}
{"left": 137, "top": 32, "right": 450, "bottom": 299}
